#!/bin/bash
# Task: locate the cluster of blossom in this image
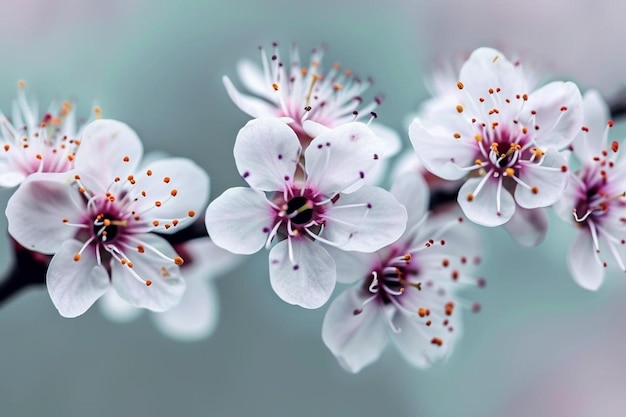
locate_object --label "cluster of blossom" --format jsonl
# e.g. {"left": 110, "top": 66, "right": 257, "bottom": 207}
{"left": 1, "top": 44, "right": 620, "bottom": 373}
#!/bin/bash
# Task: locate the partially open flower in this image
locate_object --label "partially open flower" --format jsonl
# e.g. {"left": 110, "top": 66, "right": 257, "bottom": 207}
{"left": 6, "top": 119, "right": 209, "bottom": 317}
{"left": 0, "top": 81, "right": 94, "bottom": 187}
{"left": 223, "top": 43, "right": 401, "bottom": 183}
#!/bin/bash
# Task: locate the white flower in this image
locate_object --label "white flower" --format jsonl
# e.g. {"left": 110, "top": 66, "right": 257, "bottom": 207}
{"left": 223, "top": 43, "right": 401, "bottom": 182}
{"left": 205, "top": 117, "right": 407, "bottom": 309}
{"left": 554, "top": 90, "right": 626, "bottom": 290}
{"left": 410, "top": 47, "right": 583, "bottom": 227}
{"left": 322, "top": 175, "right": 483, "bottom": 373}
{"left": 0, "top": 81, "right": 93, "bottom": 187}
{"left": 99, "top": 237, "right": 242, "bottom": 341}
{"left": 5, "top": 119, "right": 210, "bottom": 317}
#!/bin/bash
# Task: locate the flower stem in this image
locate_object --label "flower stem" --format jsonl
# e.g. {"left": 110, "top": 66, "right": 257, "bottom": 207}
{"left": 0, "top": 242, "right": 48, "bottom": 306}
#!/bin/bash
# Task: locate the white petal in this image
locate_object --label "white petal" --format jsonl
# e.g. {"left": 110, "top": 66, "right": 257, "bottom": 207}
{"left": 369, "top": 122, "right": 402, "bottom": 158}
{"left": 325, "top": 246, "right": 377, "bottom": 284}
{"left": 368, "top": 123, "right": 402, "bottom": 157}
{"left": 515, "top": 148, "right": 568, "bottom": 208}
{"left": 503, "top": 207, "right": 549, "bottom": 247}
{"left": 0, "top": 162, "right": 26, "bottom": 187}
{"left": 360, "top": 158, "right": 388, "bottom": 188}
{"left": 458, "top": 177, "right": 515, "bottom": 226}
{"left": 322, "top": 186, "right": 407, "bottom": 252}
{"left": 223, "top": 76, "right": 277, "bottom": 118}
{"left": 47, "top": 239, "right": 110, "bottom": 318}
{"left": 234, "top": 118, "right": 301, "bottom": 191}
{"left": 205, "top": 187, "right": 274, "bottom": 254}
{"left": 98, "top": 289, "right": 143, "bottom": 323}
{"left": 178, "top": 237, "right": 243, "bottom": 280}
{"left": 390, "top": 311, "right": 460, "bottom": 368}
{"left": 458, "top": 47, "right": 524, "bottom": 105}
{"left": 236, "top": 59, "right": 275, "bottom": 101}
{"left": 391, "top": 175, "right": 430, "bottom": 230}
{"left": 568, "top": 231, "right": 604, "bottom": 290}
{"left": 409, "top": 117, "right": 477, "bottom": 181}
{"left": 269, "top": 238, "right": 336, "bottom": 309}
{"left": 75, "top": 119, "right": 143, "bottom": 182}
{"left": 151, "top": 278, "right": 219, "bottom": 342}
{"left": 522, "top": 81, "right": 583, "bottom": 149}
{"left": 304, "top": 122, "right": 381, "bottom": 194}
{"left": 111, "top": 234, "right": 185, "bottom": 312}
{"left": 571, "top": 89, "right": 610, "bottom": 161}
{"left": 302, "top": 120, "right": 330, "bottom": 138}
{"left": 321, "top": 286, "right": 388, "bottom": 373}
{"left": 553, "top": 173, "right": 580, "bottom": 223}
{"left": 6, "top": 172, "right": 83, "bottom": 254}
{"left": 132, "top": 157, "right": 210, "bottom": 233}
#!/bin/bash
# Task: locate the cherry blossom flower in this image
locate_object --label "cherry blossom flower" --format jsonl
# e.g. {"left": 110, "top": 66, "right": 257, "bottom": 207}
{"left": 222, "top": 43, "right": 401, "bottom": 182}
{"left": 554, "top": 90, "right": 626, "bottom": 290}
{"left": 205, "top": 117, "right": 407, "bottom": 309}
{"left": 0, "top": 81, "right": 94, "bottom": 187}
{"left": 322, "top": 175, "right": 483, "bottom": 373}
{"left": 99, "top": 237, "right": 242, "bottom": 341}
{"left": 5, "top": 119, "right": 209, "bottom": 317}
{"left": 410, "top": 47, "right": 583, "bottom": 227}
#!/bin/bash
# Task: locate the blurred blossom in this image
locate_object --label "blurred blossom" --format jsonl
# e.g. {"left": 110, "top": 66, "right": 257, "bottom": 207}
{"left": 0, "top": 82, "right": 94, "bottom": 188}
{"left": 322, "top": 175, "right": 483, "bottom": 373}
{"left": 413, "top": 0, "right": 626, "bottom": 94}
{"left": 554, "top": 90, "right": 626, "bottom": 290}
{"left": 100, "top": 237, "right": 242, "bottom": 342}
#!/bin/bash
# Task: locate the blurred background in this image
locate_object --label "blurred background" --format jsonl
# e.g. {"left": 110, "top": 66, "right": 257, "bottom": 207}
{"left": 1, "top": 0, "right": 625, "bottom": 416}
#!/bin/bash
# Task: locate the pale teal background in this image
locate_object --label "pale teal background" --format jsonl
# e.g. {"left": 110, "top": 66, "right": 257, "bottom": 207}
{"left": 1, "top": 1, "right": 626, "bottom": 416}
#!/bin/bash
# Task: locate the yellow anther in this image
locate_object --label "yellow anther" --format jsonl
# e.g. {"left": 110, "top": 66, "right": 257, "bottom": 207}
{"left": 505, "top": 168, "right": 515, "bottom": 177}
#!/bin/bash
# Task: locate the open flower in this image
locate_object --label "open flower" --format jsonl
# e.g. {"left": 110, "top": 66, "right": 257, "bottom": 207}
{"left": 554, "top": 90, "right": 626, "bottom": 290}
{"left": 410, "top": 47, "right": 583, "bottom": 227}
{"left": 0, "top": 81, "right": 93, "bottom": 187}
{"left": 5, "top": 119, "right": 209, "bottom": 317}
{"left": 322, "top": 175, "right": 483, "bottom": 373}
{"left": 223, "top": 43, "right": 401, "bottom": 182}
{"left": 205, "top": 117, "right": 407, "bottom": 309}
{"left": 99, "top": 237, "right": 242, "bottom": 341}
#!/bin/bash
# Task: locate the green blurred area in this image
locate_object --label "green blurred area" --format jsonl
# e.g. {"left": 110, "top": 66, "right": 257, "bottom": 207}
{"left": 1, "top": 1, "right": 625, "bottom": 416}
